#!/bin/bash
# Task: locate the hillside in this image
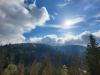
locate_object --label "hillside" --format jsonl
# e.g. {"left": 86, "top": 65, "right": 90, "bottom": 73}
{"left": 0, "top": 43, "right": 86, "bottom": 67}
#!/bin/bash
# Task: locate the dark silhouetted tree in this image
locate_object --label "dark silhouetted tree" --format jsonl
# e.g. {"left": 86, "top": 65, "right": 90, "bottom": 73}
{"left": 86, "top": 35, "right": 100, "bottom": 75}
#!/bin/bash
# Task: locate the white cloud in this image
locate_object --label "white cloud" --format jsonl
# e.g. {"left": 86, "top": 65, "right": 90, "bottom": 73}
{"left": 0, "top": 0, "right": 50, "bottom": 45}
{"left": 93, "top": 31, "right": 100, "bottom": 44}
{"left": 56, "top": 0, "right": 71, "bottom": 8}
{"left": 30, "top": 37, "right": 42, "bottom": 43}
{"left": 30, "top": 35, "right": 62, "bottom": 45}
{"left": 29, "top": 31, "right": 100, "bottom": 46}
{"left": 93, "top": 31, "right": 100, "bottom": 37}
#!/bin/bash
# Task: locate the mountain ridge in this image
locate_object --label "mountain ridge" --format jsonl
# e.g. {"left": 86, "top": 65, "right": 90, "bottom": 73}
{"left": 0, "top": 43, "right": 86, "bottom": 66}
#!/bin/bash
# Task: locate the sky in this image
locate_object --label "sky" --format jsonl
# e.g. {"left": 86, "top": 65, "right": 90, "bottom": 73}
{"left": 0, "top": 0, "right": 100, "bottom": 45}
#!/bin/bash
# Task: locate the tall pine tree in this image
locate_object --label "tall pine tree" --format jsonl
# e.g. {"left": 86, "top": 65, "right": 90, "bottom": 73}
{"left": 86, "top": 35, "right": 100, "bottom": 75}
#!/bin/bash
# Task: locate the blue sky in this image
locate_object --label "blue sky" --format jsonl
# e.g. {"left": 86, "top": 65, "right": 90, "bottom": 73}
{"left": 0, "top": 0, "right": 100, "bottom": 45}
{"left": 24, "top": 0, "right": 100, "bottom": 38}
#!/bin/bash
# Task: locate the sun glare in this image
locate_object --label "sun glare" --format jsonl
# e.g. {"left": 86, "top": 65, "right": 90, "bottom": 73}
{"left": 64, "top": 20, "right": 74, "bottom": 26}
{"left": 62, "top": 17, "right": 84, "bottom": 29}
{"left": 62, "top": 20, "right": 75, "bottom": 29}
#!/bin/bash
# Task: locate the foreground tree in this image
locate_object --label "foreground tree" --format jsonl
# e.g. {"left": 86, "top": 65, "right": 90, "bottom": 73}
{"left": 86, "top": 35, "right": 100, "bottom": 75}
{"left": 3, "top": 64, "right": 18, "bottom": 75}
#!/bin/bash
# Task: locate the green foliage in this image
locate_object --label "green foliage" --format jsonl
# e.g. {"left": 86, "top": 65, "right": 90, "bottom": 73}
{"left": 86, "top": 35, "right": 100, "bottom": 75}
{"left": 8, "top": 64, "right": 17, "bottom": 73}
{"left": 3, "top": 64, "right": 18, "bottom": 75}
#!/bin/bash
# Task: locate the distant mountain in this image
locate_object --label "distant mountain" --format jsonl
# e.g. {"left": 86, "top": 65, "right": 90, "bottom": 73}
{"left": 55, "top": 45, "right": 86, "bottom": 56}
{"left": 53, "top": 45, "right": 86, "bottom": 65}
{"left": 0, "top": 43, "right": 86, "bottom": 66}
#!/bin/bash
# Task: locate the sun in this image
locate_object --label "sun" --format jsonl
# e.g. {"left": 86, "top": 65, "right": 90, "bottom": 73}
{"left": 64, "top": 20, "right": 75, "bottom": 26}
{"left": 62, "top": 17, "right": 84, "bottom": 29}
{"left": 62, "top": 20, "right": 75, "bottom": 29}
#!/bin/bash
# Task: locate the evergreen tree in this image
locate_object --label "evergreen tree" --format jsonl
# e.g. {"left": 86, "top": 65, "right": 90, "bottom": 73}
{"left": 86, "top": 35, "right": 100, "bottom": 75}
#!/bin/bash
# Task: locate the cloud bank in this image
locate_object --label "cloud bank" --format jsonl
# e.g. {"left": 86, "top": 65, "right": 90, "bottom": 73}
{"left": 29, "top": 31, "right": 100, "bottom": 46}
{"left": 0, "top": 0, "right": 50, "bottom": 45}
